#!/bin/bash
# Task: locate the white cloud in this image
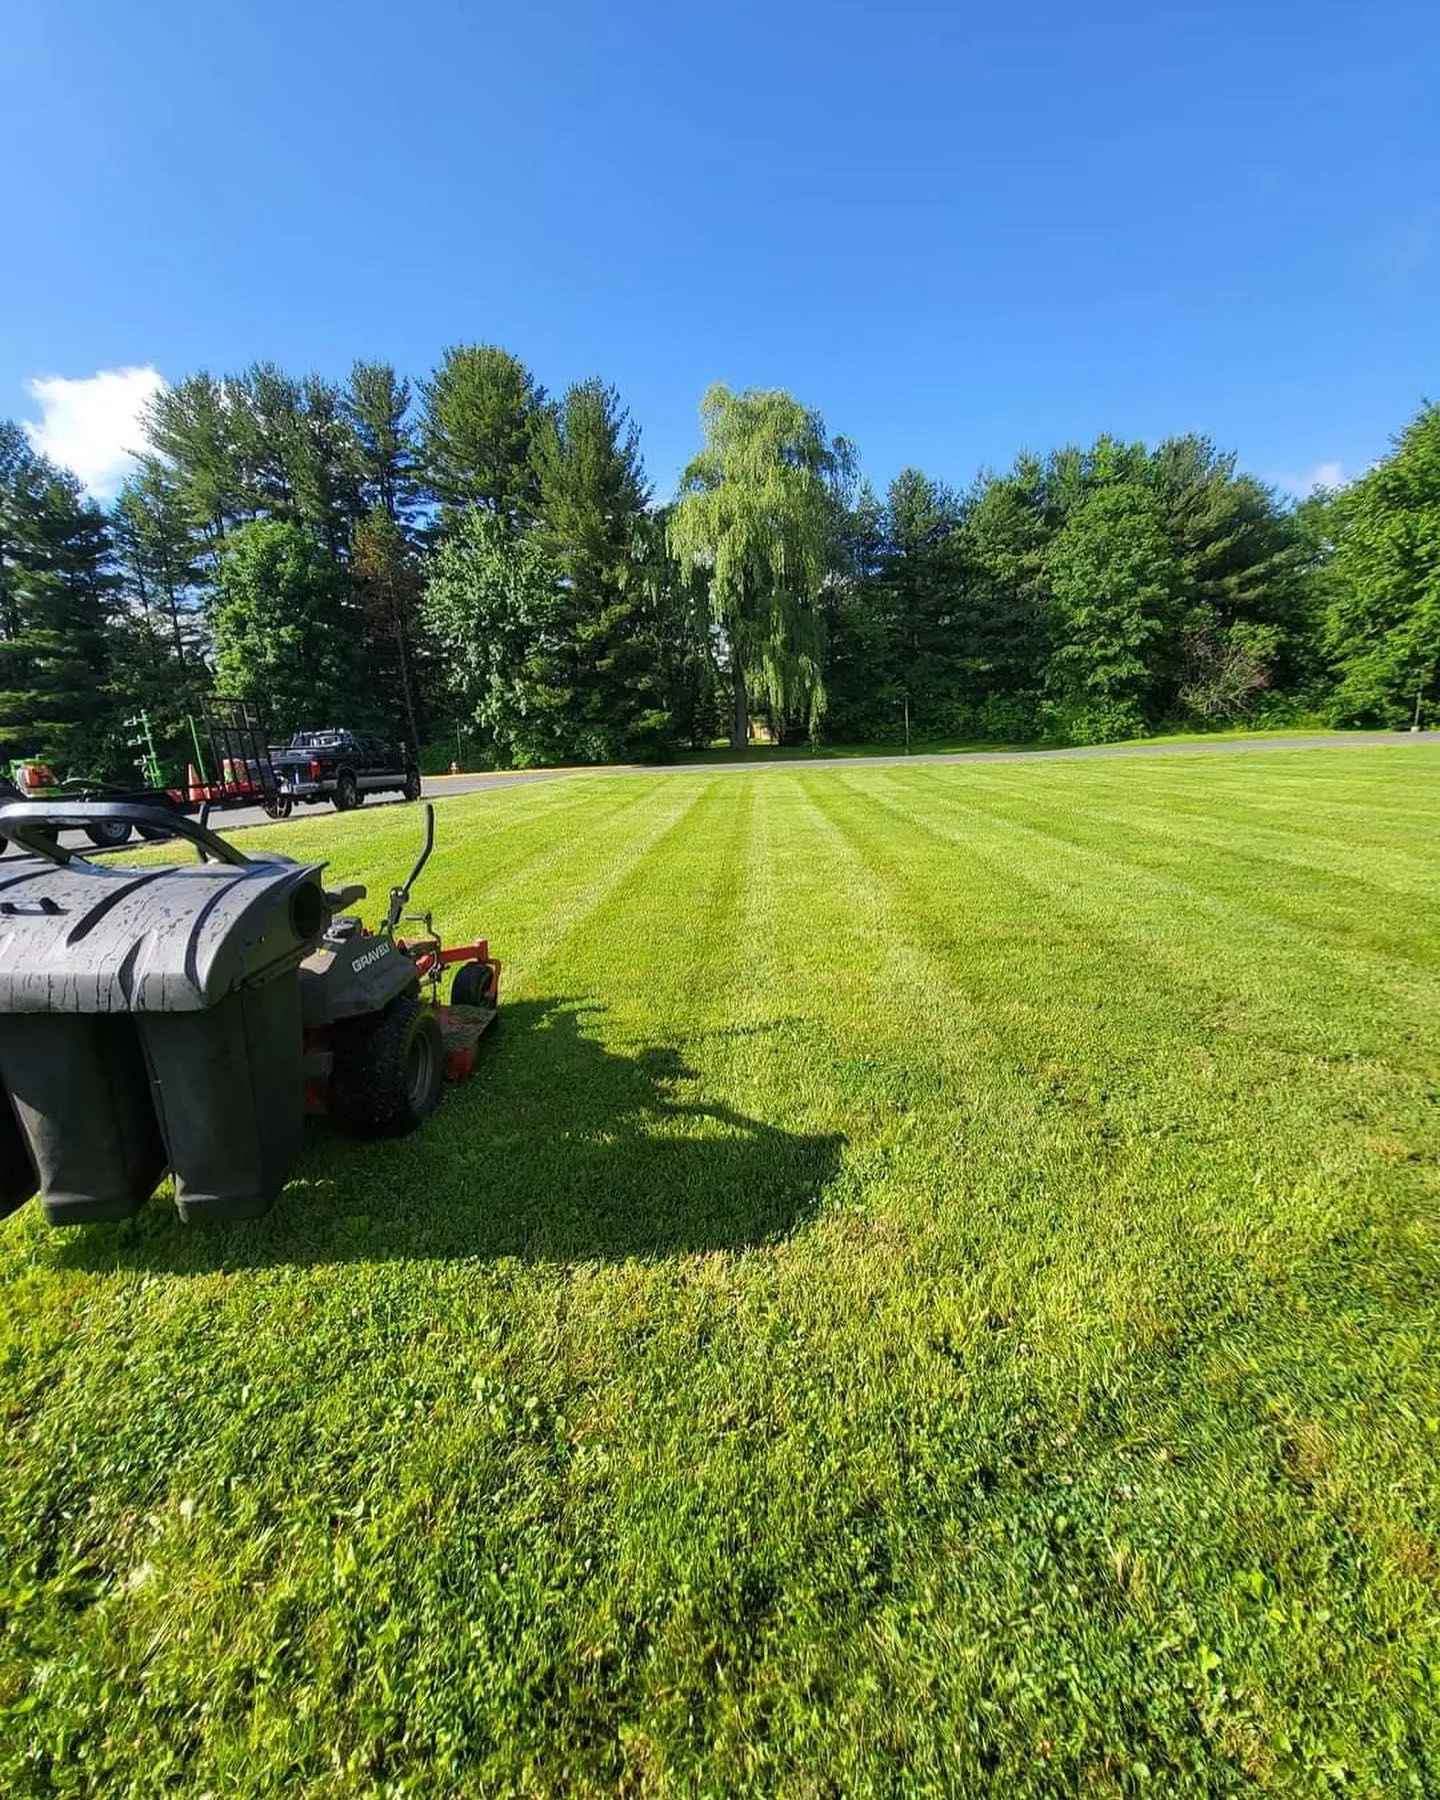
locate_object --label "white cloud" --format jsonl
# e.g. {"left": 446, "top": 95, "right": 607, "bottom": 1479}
{"left": 22, "top": 366, "right": 166, "bottom": 500}
{"left": 1273, "top": 460, "right": 1347, "bottom": 500}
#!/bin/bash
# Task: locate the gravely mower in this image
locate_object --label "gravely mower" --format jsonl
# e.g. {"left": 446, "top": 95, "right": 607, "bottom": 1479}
{"left": 0, "top": 800, "right": 499, "bottom": 1226}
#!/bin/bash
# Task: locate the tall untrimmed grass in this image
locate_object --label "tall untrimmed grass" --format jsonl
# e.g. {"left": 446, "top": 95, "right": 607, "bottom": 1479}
{"left": 2, "top": 746, "right": 1437, "bottom": 1795}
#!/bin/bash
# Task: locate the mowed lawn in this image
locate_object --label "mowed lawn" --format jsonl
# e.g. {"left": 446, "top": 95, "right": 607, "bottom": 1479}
{"left": 2, "top": 747, "right": 1439, "bottom": 1796}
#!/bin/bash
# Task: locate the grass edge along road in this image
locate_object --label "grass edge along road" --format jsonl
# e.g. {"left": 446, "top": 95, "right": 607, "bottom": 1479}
{"left": 1, "top": 746, "right": 1439, "bottom": 1795}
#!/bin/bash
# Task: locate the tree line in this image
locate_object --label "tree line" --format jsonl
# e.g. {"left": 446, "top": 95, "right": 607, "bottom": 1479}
{"left": 0, "top": 347, "right": 1435, "bottom": 779}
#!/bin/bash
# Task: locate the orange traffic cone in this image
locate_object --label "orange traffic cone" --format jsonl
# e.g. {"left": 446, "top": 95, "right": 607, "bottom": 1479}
{"left": 187, "top": 763, "right": 204, "bottom": 803}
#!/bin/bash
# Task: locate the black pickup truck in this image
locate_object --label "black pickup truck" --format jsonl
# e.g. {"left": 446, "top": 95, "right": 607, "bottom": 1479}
{"left": 270, "top": 730, "right": 422, "bottom": 814}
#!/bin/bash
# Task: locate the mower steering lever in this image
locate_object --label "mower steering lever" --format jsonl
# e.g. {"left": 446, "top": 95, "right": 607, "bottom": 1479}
{"left": 385, "top": 803, "right": 435, "bottom": 934}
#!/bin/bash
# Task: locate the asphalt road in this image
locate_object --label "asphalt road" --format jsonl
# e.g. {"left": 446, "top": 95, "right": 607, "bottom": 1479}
{"left": 25, "top": 730, "right": 1434, "bottom": 853}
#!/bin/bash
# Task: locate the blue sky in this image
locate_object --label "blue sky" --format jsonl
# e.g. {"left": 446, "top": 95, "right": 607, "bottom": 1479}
{"left": 1, "top": 0, "right": 1436, "bottom": 503}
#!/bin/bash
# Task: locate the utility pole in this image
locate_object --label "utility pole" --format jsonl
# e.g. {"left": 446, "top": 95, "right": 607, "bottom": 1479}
{"left": 903, "top": 694, "right": 911, "bottom": 754}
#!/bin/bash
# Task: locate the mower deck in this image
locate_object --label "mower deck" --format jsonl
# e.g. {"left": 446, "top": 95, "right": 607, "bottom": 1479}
{"left": 436, "top": 1002, "right": 499, "bottom": 1081}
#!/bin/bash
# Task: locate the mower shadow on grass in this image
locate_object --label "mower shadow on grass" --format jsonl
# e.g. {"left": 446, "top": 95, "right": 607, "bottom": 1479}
{"left": 52, "top": 999, "right": 846, "bottom": 1273}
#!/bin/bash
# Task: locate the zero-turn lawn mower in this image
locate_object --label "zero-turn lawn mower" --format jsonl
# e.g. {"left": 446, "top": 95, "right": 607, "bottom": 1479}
{"left": 0, "top": 800, "right": 499, "bottom": 1226}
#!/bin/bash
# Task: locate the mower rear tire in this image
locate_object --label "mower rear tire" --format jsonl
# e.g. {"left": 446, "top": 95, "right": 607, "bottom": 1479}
{"left": 330, "top": 994, "right": 445, "bottom": 1138}
{"left": 450, "top": 960, "right": 495, "bottom": 1009}
{"left": 334, "top": 770, "right": 359, "bottom": 812}
{"left": 84, "top": 819, "right": 132, "bottom": 849}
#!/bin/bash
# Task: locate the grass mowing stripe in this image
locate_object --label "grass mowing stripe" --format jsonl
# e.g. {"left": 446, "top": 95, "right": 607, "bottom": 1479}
{"left": 968, "top": 751, "right": 1440, "bottom": 842}
{"left": 478, "top": 778, "right": 711, "bottom": 999}
{"left": 968, "top": 760, "right": 1440, "bottom": 898}
{"left": 471, "top": 774, "right": 781, "bottom": 1261}
{"left": 848, "top": 771, "right": 1440, "bottom": 1223}
{"left": 227, "top": 770, "right": 662, "bottom": 877}
{"left": 415, "top": 778, "right": 676, "bottom": 943}
{"left": 872, "top": 765, "right": 1439, "bottom": 1060}
{"left": 819, "top": 765, "right": 1429, "bottom": 1223}
{"left": 933, "top": 763, "right": 1440, "bottom": 964}
{"left": 506, "top": 774, "right": 751, "bottom": 1029}
{"left": 807, "top": 762, "right": 1437, "bottom": 1429}
{"left": 909, "top": 773, "right": 1440, "bottom": 999}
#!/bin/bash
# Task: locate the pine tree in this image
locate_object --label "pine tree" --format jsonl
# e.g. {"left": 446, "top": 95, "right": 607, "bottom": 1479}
{"left": 531, "top": 380, "right": 671, "bottom": 758}
{"left": 344, "top": 362, "right": 422, "bottom": 527}
{"left": 112, "top": 462, "right": 206, "bottom": 676}
{"left": 0, "top": 429, "right": 116, "bottom": 767}
{"left": 420, "top": 345, "right": 543, "bottom": 523}
{"left": 351, "top": 507, "right": 425, "bottom": 750}
{"left": 142, "top": 371, "right": 249, "bottom": 556}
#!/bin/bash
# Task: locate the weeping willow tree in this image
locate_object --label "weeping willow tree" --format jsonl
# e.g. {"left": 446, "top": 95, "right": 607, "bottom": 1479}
{"left": 669, "top": 385, "right": 853, "bottom": 746}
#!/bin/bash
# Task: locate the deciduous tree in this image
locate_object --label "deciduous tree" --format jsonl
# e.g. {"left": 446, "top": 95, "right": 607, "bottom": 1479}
{"left": 420, "top": 509, "right": 569, "bottom": 766}
{"left": 1325, "top": 404, "right": 1440, "bottom": 728}
{"left": 1043, "top": 484, "right": 1180, "bottom": 741}
{"left": 670, "top": 385, "right": 852, "bottom": 746}
{"left": 210, "top": 521, "right": 364, "bottom": 735}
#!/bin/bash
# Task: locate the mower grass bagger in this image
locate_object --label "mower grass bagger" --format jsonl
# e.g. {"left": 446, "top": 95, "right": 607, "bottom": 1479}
{"left": 0, "top": 800, "right": 499, "bottom": 1226}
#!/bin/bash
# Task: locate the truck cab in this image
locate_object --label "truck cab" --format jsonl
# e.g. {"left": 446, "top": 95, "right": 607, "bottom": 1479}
{"left": 271, "top": 730, "right": 422, "bottom": 813}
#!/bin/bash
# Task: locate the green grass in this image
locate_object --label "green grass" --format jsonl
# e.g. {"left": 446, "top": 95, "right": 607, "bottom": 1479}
{"left": 667, "top": 737, "right": 1012, "bottom": 762}
{"left": 645, "top": 725, "right": 1375, "bottom": 766}
{"left": 3, "top": 746, "right": 1439, "bottom": 1796}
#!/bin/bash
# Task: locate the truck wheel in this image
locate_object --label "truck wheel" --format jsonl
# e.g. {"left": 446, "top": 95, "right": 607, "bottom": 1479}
{"left": 450, "top": 960, "right": 495, "bottom": 1009}
{"left": 334, "top": 770, "right": 359, "bottom": 812}
{"left": 84, "top": 820, "right": 132, "bottom": 849}
{"left": 262, "top": 794, "right": 292, "bottom": 820}
{"left": 404, "top": 769, "right": 422, "bottom": 802}
{"left": 330, "top": 994, "right": 445, "bottom": 1138}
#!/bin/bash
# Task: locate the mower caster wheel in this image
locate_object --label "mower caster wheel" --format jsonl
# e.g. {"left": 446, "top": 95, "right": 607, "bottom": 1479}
{"left": 330, "top": 993, "right": 445, "bottom": 1138}
{"left": 450, "top": 960, "right": 494, "bottom": 1009}
{"left": 85, "top": 819, "right": 132, "bottom": 849}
